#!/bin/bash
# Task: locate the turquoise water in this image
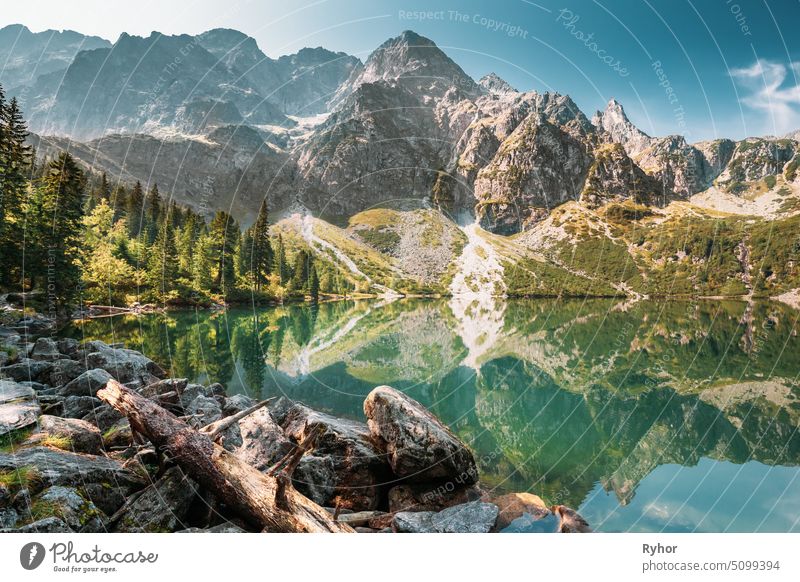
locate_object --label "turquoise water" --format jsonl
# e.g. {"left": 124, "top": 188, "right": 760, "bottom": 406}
{"left": 66, "top": 298, "right": 800, "bottom": 532}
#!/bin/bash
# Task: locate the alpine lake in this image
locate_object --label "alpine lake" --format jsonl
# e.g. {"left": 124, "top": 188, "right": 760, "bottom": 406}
{"left": 65, "top": 297, "right": 800, "bottom": 532}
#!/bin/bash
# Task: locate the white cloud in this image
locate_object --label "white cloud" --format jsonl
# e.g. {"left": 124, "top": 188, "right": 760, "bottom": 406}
{"left": 730, "top": 59, "right": 800, "bottom": 136}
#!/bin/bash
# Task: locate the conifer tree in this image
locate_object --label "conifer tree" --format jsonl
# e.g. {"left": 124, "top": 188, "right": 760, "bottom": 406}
{"left": 309, "top": 263, "right": 320, "bottom": 302}
{"left": 291, "top": 249, "right": 311, "bottom": 290}
{"left": 0, "top": 93, "right": 31, "bottom": 285}
{"left": 274, "top": 233, "right": 290, "bottom": 286}
{"left": 209, "top": 211, "right": 239, "bottom": 295}
{"left": 37, "top": 153, "right": 86, "bottom": 307}
{"left": 145, "top": 183, "right": 162, "bottom": 243}
{"left": 126, "top": 180, "right": 145, "bottom": 237}
{"left": 147, "top": 220, "right": 177, "bottom": 300}
{"left": 249, "top": 200, "right": 273, "bottom": 291}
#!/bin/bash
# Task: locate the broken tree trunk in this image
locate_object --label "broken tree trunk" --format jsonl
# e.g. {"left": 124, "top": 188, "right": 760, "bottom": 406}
{"left": 97, "top": 379, "right": 353, "bottom": 533}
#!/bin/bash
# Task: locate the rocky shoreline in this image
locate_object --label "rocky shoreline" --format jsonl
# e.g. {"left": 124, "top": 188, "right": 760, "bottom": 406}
{"left": 0, "top": 328, "right": 590, "bottom": 533}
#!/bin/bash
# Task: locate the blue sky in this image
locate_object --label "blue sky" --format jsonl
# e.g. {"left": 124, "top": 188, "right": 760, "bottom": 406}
{"left": 4, "top": 0, "right": 800, "bottom": 141}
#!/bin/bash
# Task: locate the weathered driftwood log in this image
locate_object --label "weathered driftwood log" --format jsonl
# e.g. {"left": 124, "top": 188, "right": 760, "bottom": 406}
{"left": 97, "top": 379, "right": 353, "bottom": 533}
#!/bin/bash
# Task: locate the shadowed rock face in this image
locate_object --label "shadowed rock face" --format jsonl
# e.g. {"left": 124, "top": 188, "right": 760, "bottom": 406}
{"left": 282, "top": 403, "right": 391, "bottom": 511}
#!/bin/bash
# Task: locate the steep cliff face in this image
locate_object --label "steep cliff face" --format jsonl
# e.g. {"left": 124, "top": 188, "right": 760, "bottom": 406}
{"left": 716, "top": 138, "right": 797, "bottom": 192}
{"left": 580, "top": 143, "right": 661, "bottom": 208}
{"left": 592, "top": 98, "right": 653, "bottom": 156}
{"left": 197, "top": 29, "right": 360, "bottom": 115}
{"left": 295, "top": 81, "right": 447, "bottom": 221}
{"left": 18, "top": 28, "right": 358, "bottom": 140}
{"left": 328, "top": 30, "right": 481, "bottom": 110}
{"left": 633, "top": 135, "right": 709, "bottom": 199}
{"left": 0, "top": 24, "right": 110, "bottom": 89}
{"left": 478, "top": 73, "right": 517, "bottom": 96}
{"left": 474, "top": 113, "right": 594, "bottom": 233}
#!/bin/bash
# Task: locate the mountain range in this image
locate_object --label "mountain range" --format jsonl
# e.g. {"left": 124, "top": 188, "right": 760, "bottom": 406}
{"left": 7, "top": 24, "right": 800, "bottom": 299}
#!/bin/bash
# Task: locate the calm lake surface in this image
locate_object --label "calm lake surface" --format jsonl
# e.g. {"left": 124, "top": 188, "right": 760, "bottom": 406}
{"left": 66, "top": 298, "right": 800, "bottom": 532}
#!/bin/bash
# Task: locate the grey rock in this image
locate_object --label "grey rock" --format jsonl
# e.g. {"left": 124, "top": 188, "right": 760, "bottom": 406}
{"left": 63, "top": 395, "right": 101, "bottom": 419}
{"left": 393, "top": 501, "right": 499, "bottom": 533}
{"left": 364, "top": 385, "right": 478, "bottom": 484}
{"left": 0, "top": 507, "right": 18, "bottom": 528}
{"left": 0, "top": 516, "right": 73, "bottom": 533}
{"left": 430, "top": 501, "right": 499, "bottom": 533}
{"left": 115, "top": 467, "right": 199, "bottom": 533}
{"left": 292, "top": 454, "right": 336, "bottom": 506}
{"left": 234, "top": 407, "right": 292, "bottom": 471}
{"left": 84, "top": 343, "right": 165, "bottom": 384}
{"left": 44, "top": 359, "right": 86, "bottom": 387}
{"left": 283, "top": 403, "right": 391, "bottom": 510}
{"left": 222, "top": 394, "right": 255, "bottom": 416}
{"left": 392, "top": 511, "right": 436, "bottom": 533}
{"left": 180, "top": 384, "right": 215, "bottom": 408}
{"left": 38, "top": 415, "right": 102, "bottom": 454}
{"left": 0, "top": 379, "right": 35, "bottom": 403}
{"left": 80, "top": 482, "right": 127, "bottom": 516}
{"left": 0, "top": 379, "right": 40, "bottom": 435}
{"left": 30, "top": 337, "right": 61, "bottom": 361}
{"left": 177, "top": 522, "right": 246, "bottom": 533}
{"left": 0, "top": 446, "right": 142, "bottom": 490}
{"left": 57, "top": 338, "right": 80, "bottom": 357}
{"left": 186, "top": 395, "right": 222, "bottom": 426}
{"left": 60, "top": 368, "right": 113, "bottom": 397}
{"left": 82, "top": 404, "right": 124, "bottom": 432}
{"left": 1, "top": 359, "right": 53, "bottom": 382}
{"left": 34, "top": 486, "right": 105, "bottom": 532}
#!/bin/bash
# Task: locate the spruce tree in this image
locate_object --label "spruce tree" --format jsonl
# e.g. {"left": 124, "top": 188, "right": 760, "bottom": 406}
{"left": 126, "top": 180, "right": 145, "bottom": 237}
{"left": 209, "top": 211, "right": 239, "bottom": 295}
{"left": 291, "top": 249, "right": 311, "bottom": 290}
{"left": 250, "top": 200, "right": 273, "bottom": 291}
{"left": 309, "top": 263, "right": 320, "bottom": 302}
{"left": 274, "top": 233, "right": 290, "bottom": 286}
{"left": 37, "top": 153, "right": 86, "bottom": 308}
{"left": 0, "top": 93, "right": 31, "bottom": 286}
{"left": 147, "top": 220, "right": 177, "bottom": 300}
{"left": 145, "top": 183, "right": 162, "bottom": 243}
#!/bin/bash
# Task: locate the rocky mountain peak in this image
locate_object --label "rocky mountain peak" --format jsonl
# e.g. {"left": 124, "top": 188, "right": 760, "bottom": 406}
{"left": 479, "top": 73, "right": 517, "bottom": 95}
{"left": 329, "top": 29, "right": 480, "bottom": 110}
{"left": 593, "top": 97, "right": 652, "bottom": 156}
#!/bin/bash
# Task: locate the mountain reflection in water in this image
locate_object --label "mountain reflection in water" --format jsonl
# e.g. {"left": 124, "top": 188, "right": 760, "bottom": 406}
{"left": 67, "top": 298, "right": 800, "bottom": 532}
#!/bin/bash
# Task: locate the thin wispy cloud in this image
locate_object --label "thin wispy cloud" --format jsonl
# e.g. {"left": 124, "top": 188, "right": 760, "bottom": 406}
{"left": 730, "top": 58, "right": 800, "bottom": 136}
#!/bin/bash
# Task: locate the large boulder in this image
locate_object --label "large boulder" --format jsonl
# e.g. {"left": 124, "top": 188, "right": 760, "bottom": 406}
{"left": 364, "top": 386, "right": 478, "bottom": 484}
{"left": 282, "top": 403, "right": 391, "bottom": 510}
{"left": 60, "top": 369, "right": 113, "bottom": 397}
{"left": 0, "top": 380, "right": 40, "bottom": 435}
{"left": 234, "top": 407, "right": 292, "bottom": 471}
{"left": 0, "top": 447, "right": 142, "bottom": 490}
{"left": 29, "top": 337, "right": 61, "bottom": 361}
{"left": 63, "top": 396, "right": 101, "bottom": 419}
{"left": 32, "top": 486, "right": 105, "bottom": 532}
{"left": 38, "top": 415, "right": 103, "bottom": 454}
{"left": 83, "top": 342, "right": 165, "bottom": 385}
{"left": 185, "top": 395, "right": 222, "bottom": 426}
{"left": 1, "top": 359, "right": 53, "bottom": 383}
{"left": 44, "top": 359, "right": 86, "bottom": 387}
{"left": 114, "top": 467, "right": 199, "bottom": 532}
{"left": 392, "top": 501, "right": 500, "bottom": 533}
